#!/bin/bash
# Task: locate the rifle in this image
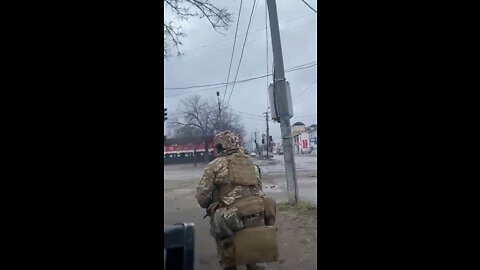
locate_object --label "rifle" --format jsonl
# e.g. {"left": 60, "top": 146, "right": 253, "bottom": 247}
{"left": 203, "top": 188, "right": 220, "bottom": 219}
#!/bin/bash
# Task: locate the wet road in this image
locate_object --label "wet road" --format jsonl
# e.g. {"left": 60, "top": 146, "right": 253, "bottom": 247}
{"left": 163, "top": 155, "right": 318, "bottom": 269}
{"left": 255, "top": 154, "right": 317, "bottom": 206}
{"left": 164, "top": 154, "right": 318, "bottom": 206}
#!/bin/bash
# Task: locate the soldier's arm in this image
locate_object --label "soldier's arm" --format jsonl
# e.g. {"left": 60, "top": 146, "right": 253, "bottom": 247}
{"left": 195, "top": 165, "right": 216, "bottom": 208}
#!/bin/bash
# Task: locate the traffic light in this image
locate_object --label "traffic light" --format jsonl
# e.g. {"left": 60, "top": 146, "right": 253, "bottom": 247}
{"left": 164, "top": 108, "right": 168, "bottom": 122}
{"left": 269, "top": 136, "right": 273, "bottom": 142}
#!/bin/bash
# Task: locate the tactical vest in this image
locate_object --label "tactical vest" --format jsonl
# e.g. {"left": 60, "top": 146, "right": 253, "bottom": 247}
{"left": 209, "top": 152, "right": 277, "bottom": 246}
{"left": 216, "top": 152, "right": 265, "bottom": 214}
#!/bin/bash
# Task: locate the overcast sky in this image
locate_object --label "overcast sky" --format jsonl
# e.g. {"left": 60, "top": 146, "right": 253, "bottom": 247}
{"left": 164, "top": 0, "right": 317, "bottom": 142}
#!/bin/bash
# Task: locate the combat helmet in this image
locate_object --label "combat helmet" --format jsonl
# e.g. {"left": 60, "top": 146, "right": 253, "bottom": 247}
{"left": 214, "top": 130, "right": 240, "bottom": 152}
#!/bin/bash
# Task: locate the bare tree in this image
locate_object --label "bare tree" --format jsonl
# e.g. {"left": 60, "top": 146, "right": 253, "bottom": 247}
{"left": 219, "top": 108, "right": 245, "bottom": 139}
{"left": 164, "top": 0, "right": 232, "bottom": 57}
{"left": 168, "top": 95, "right": 216, "bottom": 163}
{"left": 168, "top": 95, "right": 245, "bottom": 163}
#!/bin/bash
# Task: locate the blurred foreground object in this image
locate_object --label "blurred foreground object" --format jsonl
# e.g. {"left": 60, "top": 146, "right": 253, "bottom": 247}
{"left": 164, "top": 223, "right": 195, "bottom": 270}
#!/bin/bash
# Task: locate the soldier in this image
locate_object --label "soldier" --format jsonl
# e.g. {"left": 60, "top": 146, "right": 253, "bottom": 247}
{"left": 196, "top": 131, "right": 275, "bottom": 270}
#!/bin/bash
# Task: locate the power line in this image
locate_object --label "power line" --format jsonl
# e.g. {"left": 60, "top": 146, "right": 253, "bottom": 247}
{"left": 164, "top": 63, "right": 317, "bottom": 98}
{"left": 284, "top": 62, "right": 317, "bottom": 72}
{"left": 179, "top": 13, "right": 316, "bottom": 54}
{"left": 227, "top": 0, "right": 258, "bottom": 105}
{"left": 241, "top": 115, "right": 268, "bottom": 122}
{"left": 165, "top": 61, "right": 317, "bottom": 90}
{"left": 299, "top": 0, "right": 317, "bottom": 13}
{"left": 164, "top": 85, "right": 225, "bottom": 98}
{"left": 227, "top": 108, "right": 264, "bottom": 118}
{"left": 175, "top": 18, "right": 317, "bottom": 61}
{"left": 222, "top": 0, "right": 243, "bottom": 103}
{"left": 292, "top": 114, "right": 317, "bottom": 118}
{"left": 293, "top": 78, "right": 317, "bottom": 101}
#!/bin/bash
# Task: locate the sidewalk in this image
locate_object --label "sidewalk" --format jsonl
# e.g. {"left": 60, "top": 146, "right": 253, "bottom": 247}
{"left": 164, "top": 190, "right": 317, "bottom": 270}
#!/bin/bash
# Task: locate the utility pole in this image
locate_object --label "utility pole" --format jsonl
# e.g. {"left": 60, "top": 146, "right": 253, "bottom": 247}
{"left": 254, "top": 131, "right": 259, "bottom": 156}
{"left": 266, "top": 0, "right": 299, "bottom": 203}
{"left": 261, "top": 134, "right": 265, "bottom": 158}
{"left": 216, "top": 91, "right": 222, "bottom": 131}
{"left": 250, "top": 134, "right": 253, "bottom": 153}
{"left": 265, "top": 111, "right": 270, "bottom": 159}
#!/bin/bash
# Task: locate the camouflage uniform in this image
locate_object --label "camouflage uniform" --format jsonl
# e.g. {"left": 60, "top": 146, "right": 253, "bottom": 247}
{"left": 196, "top": 131, "right": 266, "bottom": 270}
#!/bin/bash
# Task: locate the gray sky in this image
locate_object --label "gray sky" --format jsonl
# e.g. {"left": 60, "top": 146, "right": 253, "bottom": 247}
{"left": 164, "top": 0, "right": 317, "bottom": 142}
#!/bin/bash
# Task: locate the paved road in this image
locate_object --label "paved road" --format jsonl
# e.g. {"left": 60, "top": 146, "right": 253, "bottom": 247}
{"left": 163, "top": 155, "right": 318, "bottom": 269}
{"left": 164, "top": 154, "right": 318, "bottom": 205}
{"left": 255, "top": 154, "right": 318, "bottom": 206}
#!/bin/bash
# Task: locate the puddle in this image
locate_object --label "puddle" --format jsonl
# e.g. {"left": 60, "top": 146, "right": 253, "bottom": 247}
{"left": 263, "top": 185, "right": 285, "bottom": 193}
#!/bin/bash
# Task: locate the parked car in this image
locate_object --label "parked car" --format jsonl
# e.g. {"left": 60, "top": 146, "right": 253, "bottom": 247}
{"left": 250, "top": 152, "right": 257, "bottom": 157}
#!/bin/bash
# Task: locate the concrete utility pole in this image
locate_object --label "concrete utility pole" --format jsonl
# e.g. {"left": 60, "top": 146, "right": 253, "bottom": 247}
{"left": 266, "top": 0, "right": 299, "bottom": 203}
{"left": 265, "top": 111, "right": 270, "bottom": 159}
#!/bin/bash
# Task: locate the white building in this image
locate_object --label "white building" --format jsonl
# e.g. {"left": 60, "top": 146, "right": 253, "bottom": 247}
{"left": 292, "top": 122, "right": 317, "bottom": 154}
{"left": 292, "top": 122, "right": 306, "bottom": 154}
{"left": 308, "top": 125, "right": 317, "bottom": 155}
{"left": 273, "top": 138, "right": 283, "bottom": 154}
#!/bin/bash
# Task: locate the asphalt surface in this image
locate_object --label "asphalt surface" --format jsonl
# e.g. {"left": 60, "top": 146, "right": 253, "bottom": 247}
{"left": 164, "top": 156, "right": 317, "bottom": 270}
{"left": 163, "top": 154, "right": 318, "bottom": 269}
{"left": 164, "top": 154, "right": 318, "bottom": 206}
{"left": 255, "top": 154, "right": 318, "bottom": 206}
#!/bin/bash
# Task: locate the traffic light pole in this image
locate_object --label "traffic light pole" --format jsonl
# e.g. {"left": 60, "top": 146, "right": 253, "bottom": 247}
{"left": 266, "top": 0, "right": 299, "bottom": 204}
{"left": 265, "top": 111, "right": 270, "bottom": 159}
{"left": 254, "top": 131, "right": 259, "bottom": 156}
{"left": 216, "top": 92, "right": 222, "bottom": 131}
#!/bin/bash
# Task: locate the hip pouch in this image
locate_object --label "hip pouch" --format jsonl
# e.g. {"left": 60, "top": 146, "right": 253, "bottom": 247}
{"left": 233, "top": 226, "right": 279, "bottom": 265}
{"left": 210, "top": 208, "right": 234, "bottom": 239}
{"left": 230, "top": 196, "right": 265, "bottom": 217}
{"left": 263, "top": 197, "right": 277, "bottom": 226}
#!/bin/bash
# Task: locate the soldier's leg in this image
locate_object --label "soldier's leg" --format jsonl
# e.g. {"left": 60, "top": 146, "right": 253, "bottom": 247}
{"left": 216, "top": 238, "right": 236, "bottom": 270}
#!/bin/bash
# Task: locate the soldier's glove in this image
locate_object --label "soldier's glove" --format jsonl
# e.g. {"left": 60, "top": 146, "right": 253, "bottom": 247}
{"left": 204, "top": 202, "right": 219, "bottom": 219}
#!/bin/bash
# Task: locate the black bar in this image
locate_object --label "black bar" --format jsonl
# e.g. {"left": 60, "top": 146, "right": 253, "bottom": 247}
{"left": 164, "top": 223, "right": 195, "bottom": 270}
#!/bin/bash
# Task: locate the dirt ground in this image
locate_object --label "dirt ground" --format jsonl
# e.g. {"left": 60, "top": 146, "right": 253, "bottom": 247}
{"left": 164, "top": 161, "right": 317, "bottom": 270}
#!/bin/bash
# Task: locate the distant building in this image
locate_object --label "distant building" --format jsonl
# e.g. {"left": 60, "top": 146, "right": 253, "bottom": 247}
{"left": 292, "top": 122, "right": 305, "bottom": 133}
{"left": 273, "top": 138, "right": 283, "bottom": 154}
{"left": 164, "top": 135, "right": 215, "bottom": 164}
{"left": 308, "top": 125, "right": 317, "bottom": 155}
{"left": 292, "top": 123, "right": 317, "bottom": 155}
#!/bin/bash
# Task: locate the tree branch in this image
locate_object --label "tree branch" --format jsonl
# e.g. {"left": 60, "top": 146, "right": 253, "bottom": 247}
{"left": 164, "top": 0, "right": 232, "bottom": 57}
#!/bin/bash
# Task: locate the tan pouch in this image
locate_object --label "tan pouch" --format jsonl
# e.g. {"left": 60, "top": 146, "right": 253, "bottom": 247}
{"left": 230, "top": 196, "right": 265, "bottom": 217}
{"left": 263, "top": 197, "right": 276, "bottom": 225}
{"left": 233, "top": 226, "right": 279, "bottom": 265}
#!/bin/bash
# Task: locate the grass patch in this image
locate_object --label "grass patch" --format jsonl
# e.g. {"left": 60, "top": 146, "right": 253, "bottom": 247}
{"left": 277, "top": 201, "right": 316, "bottom": 215}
